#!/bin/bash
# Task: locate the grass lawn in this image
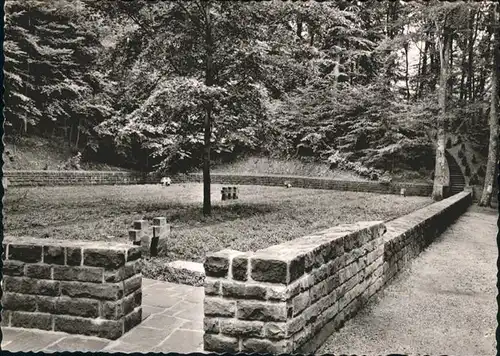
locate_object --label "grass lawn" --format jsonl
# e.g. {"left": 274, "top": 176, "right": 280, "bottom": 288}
{"left": 5, "top": 183, "right": 433, "bottom": 265}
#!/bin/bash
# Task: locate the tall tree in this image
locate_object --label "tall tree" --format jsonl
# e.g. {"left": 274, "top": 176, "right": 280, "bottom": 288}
{"left": 479, "top": 3, "right": 499, "bottom": 207}
{"left": 93, "top": 1, "right": 285, "bottom": 215}
{"left": 4, "top": 0, "right": 110, "bottom": 147}
{"left": 432, "top": 11, "right": 453, "bottom": 201}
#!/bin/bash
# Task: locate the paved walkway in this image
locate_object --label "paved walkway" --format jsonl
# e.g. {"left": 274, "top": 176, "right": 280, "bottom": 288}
{"left": 1, "top": 279, "right": 205, "bottom": 353}
{"left": 319, "top": 205, "right": 497, "bottom": 355}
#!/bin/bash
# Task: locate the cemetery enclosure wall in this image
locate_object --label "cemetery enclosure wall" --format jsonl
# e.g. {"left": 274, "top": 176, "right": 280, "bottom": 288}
{"left": 4, "top": 170, "right": 144, "bottom": 187}
{"left": 383, "top": 191, "right": 472, "bottom": 284}
{"left": 1, "top": 237, "right": 143, "bottom": 339}
{"left": 4, "top": 170, "right": 433, "bottom": 197}
{"left": 177, "top": 173, "right": 433, "bottom": 197}
{"left": 202, "top": 191, "right": 472, "bottom": 354}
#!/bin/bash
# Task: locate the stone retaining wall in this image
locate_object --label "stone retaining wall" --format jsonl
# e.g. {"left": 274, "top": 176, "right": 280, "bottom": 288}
{"left": 383, "top": 191, "right": 472, "bottom": 283}
{"left": 4, "top": 170, "right": 433, "bottom": 197}
{"left": 202, "top": 191, "right": 472, "bottom": 353}
{"left": 177, "top": 173, "right": 433, "bottom": 197}
{"left": 1, "top": 238, "right": 143, "bottom": 339}
{"left": 3, "top": 170, "right": 144, "bottom": 187}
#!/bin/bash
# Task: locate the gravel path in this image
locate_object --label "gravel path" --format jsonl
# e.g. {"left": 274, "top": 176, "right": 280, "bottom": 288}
{"left": 319, "top": 205, "right": 497, "bottom": 356}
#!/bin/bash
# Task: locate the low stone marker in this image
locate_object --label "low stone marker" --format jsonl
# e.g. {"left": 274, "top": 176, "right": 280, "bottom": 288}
{"left": 221, "top": 186, "right": 238, "bottom": 201}
{"left": 160, "top": 177, "right": 171, "bottom": 187}
{"left": 151, "top": 217, "right": 170, "bottom": 257}
{"left": 129, "top": 217, "right": 171, "bottom": 257}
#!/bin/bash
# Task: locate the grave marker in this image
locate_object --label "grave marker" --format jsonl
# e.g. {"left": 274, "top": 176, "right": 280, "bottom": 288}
{"left": 221, "top": 187, "right": 228, "bottom": 201}
{"left": 128, "top": 217, "right": 171, "bottom": 257}
{"left": 221, "top": 186, "right": 238, "bottom": 200}
{"left": 128, "top": 220, "right": 149, "bottom": 246}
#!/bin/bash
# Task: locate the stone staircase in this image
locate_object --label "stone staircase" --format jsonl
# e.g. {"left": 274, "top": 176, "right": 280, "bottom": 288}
{"left": 445, "top": 150, "right": 466, "bottom": 196}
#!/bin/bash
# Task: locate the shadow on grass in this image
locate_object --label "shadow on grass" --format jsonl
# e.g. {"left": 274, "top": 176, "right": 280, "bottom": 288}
{"left": 137, "top": 202, "right": 276, "bottom": 227}
{"left": 5, "top": 200, "right": 279, "bottom": 238}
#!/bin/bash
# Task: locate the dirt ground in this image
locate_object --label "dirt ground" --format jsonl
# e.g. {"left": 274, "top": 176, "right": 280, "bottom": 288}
{"left": 319, "top": 205, "right": 497, "bottom": 356}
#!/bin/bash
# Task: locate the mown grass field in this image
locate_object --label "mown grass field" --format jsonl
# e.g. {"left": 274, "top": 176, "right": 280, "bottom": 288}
{"left": 5, "top": 183, "right": 432, "bottom": 264}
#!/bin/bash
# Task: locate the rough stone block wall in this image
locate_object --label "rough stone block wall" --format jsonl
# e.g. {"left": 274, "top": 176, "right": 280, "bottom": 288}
{"left": 4, "top": 170, "right": 433, "bottom": 197}
{"left": 203, "top": 191, "right": 472, "bottom": 353}
{"left": 203, "top": 221, "right": 387, "bottom": 354}
{"left": 177, "top": 173, "right": 433, "bottom": 197}
{"left": 3, "top": 170, "right": 145, "bottom": 187}
{"left": 383, "top": 191, "right": 472, "bottom": 283}
{"left": 1, "top": 238, "right": 143, "bottom": 339}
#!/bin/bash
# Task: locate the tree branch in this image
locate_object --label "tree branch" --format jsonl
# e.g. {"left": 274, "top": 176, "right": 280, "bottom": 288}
{"left": 178, "top": 2, "right": 204, "bottom": 30}
{"left": 115, "top": 3, "right": 183, "bottom": 76}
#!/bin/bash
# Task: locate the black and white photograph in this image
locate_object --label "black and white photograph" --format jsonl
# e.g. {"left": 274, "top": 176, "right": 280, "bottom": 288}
{"left": 1, "top": 0, "right": 497, "bottom": 354}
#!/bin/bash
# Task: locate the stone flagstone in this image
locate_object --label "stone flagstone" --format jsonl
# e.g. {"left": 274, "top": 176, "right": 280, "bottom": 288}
{"left": 1, "top": 278, "right": 205, "bottom": 353}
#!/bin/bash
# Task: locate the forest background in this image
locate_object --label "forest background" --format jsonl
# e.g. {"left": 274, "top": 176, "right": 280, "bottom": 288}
{"left": 4, "top": 0, "right": 499, "bottom": 211}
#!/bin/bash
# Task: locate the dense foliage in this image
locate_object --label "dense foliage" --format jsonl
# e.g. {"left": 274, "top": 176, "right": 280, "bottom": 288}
{"left": 4, "top": 0, "right": 497, "bottom": 184}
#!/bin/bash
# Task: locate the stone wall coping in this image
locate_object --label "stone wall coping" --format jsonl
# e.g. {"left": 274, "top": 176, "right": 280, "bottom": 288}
{"left": 4, "top": 170, "right": 137, "bottom": 174}
{"left": 3, "top": 236, "right": 135, "bottom": 250}
{"left": 208, "top": 221, "right": 384, "bottom": 263}
{"left": 255, "top": 221, "right": 385, "bottom": 257}
{"left": 383, "top": 191, "right": 471, "bottom": 242}
{"left": 187, "top": 172, "right": 432, "bottom": 187}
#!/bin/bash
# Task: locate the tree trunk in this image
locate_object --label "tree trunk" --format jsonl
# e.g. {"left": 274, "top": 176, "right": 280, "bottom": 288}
{"left": 459, "top": 36, "right": 467, "bottom": 101}
{"left": 415, "top": 49, "right": 422, "bottom": 98}
{"left": 75, "top": 119, "right": 81, "bottom": 149}
{"left": 448, "top": 33, "right": 454, "bottom": 96}
{"left": 296, "top": 15, "right": 303, "bottom": 39}
{"left": 404, "top": 40, "right": 410, "bottom": 101}
{"left": 429, "top": 42, "right": 438, "bottom": 92}
{"left": 478, "top": 27, "right": 493, "bottom": 100}
{"left": 419, "top": 37, "right": 429, "bottom": 98}
{"left": 333, "top": 52, "right": 340, "bottom": 90}
{"left": 432, "top": 22, "right": 451, "bottom": 201}
{"left": 69, "top": 123, "right": 74, "bottom": 148}
{"left": 479, "top": 4, "right": 500, "bottom": 207}
{"left": 203, "top": 3, "right": 214, "bottom": 216}
{"left": 467, "top": 10, "right": 477, "bottom": 102}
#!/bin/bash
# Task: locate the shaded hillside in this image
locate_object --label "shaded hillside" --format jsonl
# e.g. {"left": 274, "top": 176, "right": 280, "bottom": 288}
{"left": 3, "top": 136, "right": 129, "bottom": 171}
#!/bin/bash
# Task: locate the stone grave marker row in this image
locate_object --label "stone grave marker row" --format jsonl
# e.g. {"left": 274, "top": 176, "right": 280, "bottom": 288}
{"left": 221, "top": 186, "right": 238, "bottom": 201}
